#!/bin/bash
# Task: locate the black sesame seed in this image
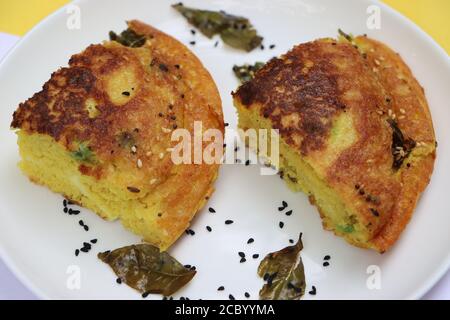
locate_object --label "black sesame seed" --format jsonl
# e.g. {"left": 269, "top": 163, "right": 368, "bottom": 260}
{"left": 90, "top": 239, "right": 97, "bottom": 244}
{"left": 252, "top": 254, "right": 259, "bottom": 259}
{"left": 260, "top": 44, "right": 265, "bottom": 50}
{"left": 282, "top": 200, "right": 288, "bottom": 207}
{"left": 263, "top": 273, "right": 269, "bottom": 281}
{"left": 159, "top": 63, "right": 169, "bottom": 72}
{"left": 247, "top": 238, "right": 254, "bottom": 244}
{"left": 225, "top": 220, "right": 234, "bottom": 225}
{"left": 278, "top": 206, "right": 285, "bottom": 211}
{"left": 75, "top": 249, "right": 80, "bottom": 256}
{"left": 245, "top": 292, "right": 250, "bottom": 298}
{"left": 83, "top": 225, "right": 89, "bottom": 231}
{"left": 269, "top": 44, "right": 276, "bottom": 49}
{"left": 323, "top": 261, "right": 330, "bottom": 267}
{"left": 189, "top": 41, "right": 196, "bottom": 45}
{"left": 116, "top": 278, "right": 122, "bottom": 284}
{"left": 80, "top": 247, "right": 89, "bottom": 253}
{"left": 63, "top": 199, "right": 67, "bottom": 207}
{"left": 245, "top": 160, "right": 250, "bottom": 166}
{"left": 63, "top": 207, "right": 68, "bottom": 213}
{"left": 122, "top": 91, "right": 130, "bottom": 96}
{"left": 229, "top": 294, "right": 235, "bottom": 300}
{"left": 370, "top": 208, "right": 380, "bottom": 217}
{"left": 208, "top": 207, "right": 216, "bottom": 213}
{"left": 324, "top": 255, "right": 331, "bottom": 261}
{"left": 70, "top": 210, "right": 80, "bottom": 215}
{"left": 83, "top": 242, "right": 91, "bottom": 249}
{"left": 206, "top": 226, "right": 212, "bottom": 232}
{"left": 217, "top": 286, "right": 225, "bottom": 291}
{"left": 240, "top": 257, "right": 246, "bottom": 263}
{"left": 142, "top": 292, "right": 150, "bottom": 298}
{"left": 285, "top": 210, "right": 293, "bottom": 216}
{"left": 190, "top": 29, "right": 196, "bottom": 35}
{"left": 289, "top": 239, "right": 294, "bottom": 244}
{"left": 238, "top": 252, "right": 245, "bottom": 258}
{"left": 279, "top": 221, "right": 284, "bottom": 229}
{"left": 309, "top": 286, "right": 317, "bottom": 295}
{"left": 78, "top": 220, "right": 84, "bottom": 226}
{"left": 188, "top": 229, "right": 195, "bottom": 235}
{"left": 214, "top": 41, "right": 219, "bottom": 47}
{"left": 184, "top": 264, "right": 191, "bottom": 269}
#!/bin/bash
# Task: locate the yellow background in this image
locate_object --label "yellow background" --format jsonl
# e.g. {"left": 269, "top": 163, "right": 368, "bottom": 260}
{"left": 0, "top": 0, "right": 448, "bottom": 53}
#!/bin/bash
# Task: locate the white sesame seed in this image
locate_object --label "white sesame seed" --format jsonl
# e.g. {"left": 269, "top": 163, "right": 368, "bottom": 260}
{"left": 146, "top": 151, "right": 152, "bottom": 156}
{"left": 150, "top": 179, "right": 157, "bottom": 185}
{"left": 400, "top": 108, "right": 406, "bottom": 114}
{"left": 131, "top": 145, "right": 137, "bottom": 153}
{"left": 374, "top": 59, "right": 381, "bottom": 66}
{"left": 137, "top": 159, "right": 143, "bottom": 168}
{"left": 372, "top": 67, "right": 378, "bottom": 73}
{"left": 161, "top": 127, "right": 171, "bottom": 133}
{"left": 159, "top": 153, "right": 164, "bottom": 159}
{"left": 379, "top": 56, "right": 385, "bottom": 61}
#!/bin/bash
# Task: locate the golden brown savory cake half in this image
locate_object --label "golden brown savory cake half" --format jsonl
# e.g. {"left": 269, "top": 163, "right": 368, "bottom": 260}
{"left": 233, "top": 35, "right": 436, "bottom": 252}
{"left": 11, "top": 20, "right": 224, "bottom": 250}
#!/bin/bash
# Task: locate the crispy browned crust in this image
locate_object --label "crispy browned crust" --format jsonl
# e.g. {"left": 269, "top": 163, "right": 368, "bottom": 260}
{"left": 233, "top": 37, "right": 435, "bottom": 252}
{"left": 354, "top": 36, "right": 436, "bottom": 251}
{"left": 11, "top": 20, "right": 224, "bottom": 248}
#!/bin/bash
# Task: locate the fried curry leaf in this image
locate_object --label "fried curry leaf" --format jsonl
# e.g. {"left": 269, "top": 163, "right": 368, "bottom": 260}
{"left": 172, "top": 3, "right": 263, "bottom": 51}
{"left": 233, "top": 62, "right": 265, "bottom": 83}
{"left": 338, "top": 28, "right": 354, "bottom": 42}
{"left": 71, "top": 142, "right": 95, "bottom": 163}
{"left": 257, "top": 233, "right": 306, "bottom": 300}
{"left": 387, "top": 118, "right": 416, "bottom": 170}
{"left": 109, "top": 28, "right": 146, "bottom": 48}
{"left": 98, "top": 244, "right": 196, "bottom": 297}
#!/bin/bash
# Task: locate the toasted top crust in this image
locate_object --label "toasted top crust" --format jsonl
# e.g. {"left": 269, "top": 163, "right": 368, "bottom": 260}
{"left": 11, "top": 20, "right": 224, "bottom": 248}
{"left": 233, "top": 37, "right": 435, "bottom": 252}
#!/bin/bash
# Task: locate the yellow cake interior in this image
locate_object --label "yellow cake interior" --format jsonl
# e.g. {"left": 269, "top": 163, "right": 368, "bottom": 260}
{"left": 17, "top": 131, "right": 169, "bottom": 247}
{"left": 236, "top": 101, "right": 372, "bottom": 248}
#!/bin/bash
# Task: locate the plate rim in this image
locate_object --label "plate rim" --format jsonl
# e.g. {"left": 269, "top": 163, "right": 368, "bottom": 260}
{"left": 0, "top": 0, "right": 448, "bottom": 300}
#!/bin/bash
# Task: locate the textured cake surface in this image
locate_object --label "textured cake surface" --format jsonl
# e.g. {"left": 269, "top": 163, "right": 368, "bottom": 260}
{"left": 11, "top": 20, "right": 224, "bottom": 250}
{"left": 233, "top": 36, "right": 435, "bottom": 252}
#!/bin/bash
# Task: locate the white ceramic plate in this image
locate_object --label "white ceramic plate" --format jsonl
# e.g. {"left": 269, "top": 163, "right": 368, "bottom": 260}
{"left": 0, "top": 0, "right": 449, "bottom": 300}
